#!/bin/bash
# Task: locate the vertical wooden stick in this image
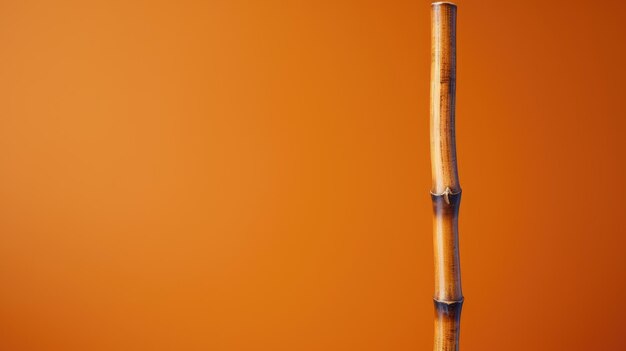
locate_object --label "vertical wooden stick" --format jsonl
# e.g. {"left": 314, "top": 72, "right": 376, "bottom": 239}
{"left": 430, "top": 2, "right": 462, "bottom": 351}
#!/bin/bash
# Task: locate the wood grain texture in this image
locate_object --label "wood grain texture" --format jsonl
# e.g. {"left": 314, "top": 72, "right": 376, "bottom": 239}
{"left": 430, "top": 2, "right": 463, "bottom": 351}
{"left": 433, "top": 300, "right": 463, "bottom": 351}
{"left": 430, "top": 2, "right": 459, "bottom": 196}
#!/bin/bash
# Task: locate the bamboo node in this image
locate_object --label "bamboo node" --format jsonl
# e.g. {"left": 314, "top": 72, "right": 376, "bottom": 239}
{"left": 433, "top": 297, "right": 464, "bottom": 305}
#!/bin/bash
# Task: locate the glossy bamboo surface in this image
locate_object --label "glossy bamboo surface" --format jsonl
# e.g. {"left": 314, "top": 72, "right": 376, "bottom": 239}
{"left": 430, "top": 2, "right": 462, "bottom": 351}
{"left": 430, "top": 2, "right": 460, "bottom": 196}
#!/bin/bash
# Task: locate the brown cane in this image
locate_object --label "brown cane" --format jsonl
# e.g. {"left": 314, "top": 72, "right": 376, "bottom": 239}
{"left": 430, "top": 2, "right": 462, "bottom": 351}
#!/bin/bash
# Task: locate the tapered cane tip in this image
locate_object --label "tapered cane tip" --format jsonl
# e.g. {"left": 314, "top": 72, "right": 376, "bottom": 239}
{"left": 432, "top": 1, "right": 457, "bottom": 6}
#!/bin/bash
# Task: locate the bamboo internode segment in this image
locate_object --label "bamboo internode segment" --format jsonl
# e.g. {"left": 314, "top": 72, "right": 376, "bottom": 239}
{"left": 431, "top": 191, "right": 462, "bottom": 303}
{"left": 433, "top": 300, "right": 462, "bottom": 351}
{"left": 430, "top": 2, "right": 459, "bottom": 196}
{"left": 430, "top": 2, "right": 462, "bottom": 351}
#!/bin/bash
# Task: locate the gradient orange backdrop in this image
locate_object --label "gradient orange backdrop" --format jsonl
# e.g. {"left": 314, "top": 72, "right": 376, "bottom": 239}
{"left": 1, "top": 0, "right": 626, "bottom": 350}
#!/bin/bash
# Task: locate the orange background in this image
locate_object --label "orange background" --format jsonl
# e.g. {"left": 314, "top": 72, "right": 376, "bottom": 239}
{"left": 1, "top": 0, "right": 625, "bottom": 350}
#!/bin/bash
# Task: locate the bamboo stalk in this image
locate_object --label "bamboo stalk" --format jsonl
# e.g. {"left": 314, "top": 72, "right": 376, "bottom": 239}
{"left": 430, "top": 2, "right": 462, "bottom": 351}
